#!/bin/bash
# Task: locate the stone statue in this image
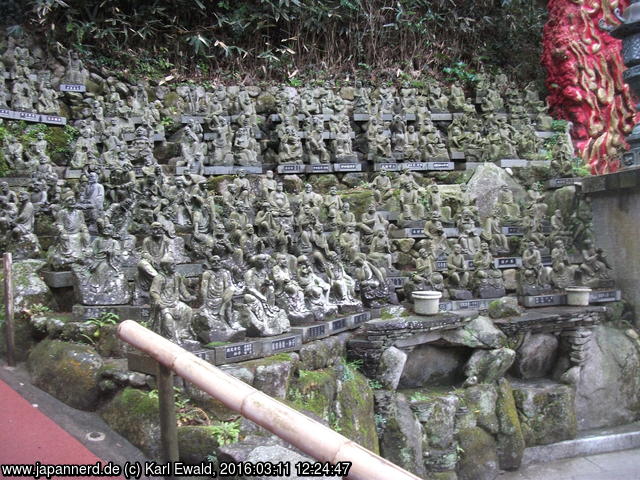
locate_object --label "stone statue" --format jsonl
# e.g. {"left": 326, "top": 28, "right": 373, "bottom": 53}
{"left": 238, "top": 254, "right": 290, "bottom": 336}
{"left": 72, "top": 219, "right": 130, "bottom": 305}
{"left": 150, "top": 256, "right": 198, "bottom": 346}
{"left": 353, "top": 254, "right": 390, "bottom": 308}
{"left": 579, "top": 240, "right": 611, "bottom": 288}
{"left": 195, "top": 255, "right": 245, "bottom": 342}
{"left": 447, "top": 244, "right": 470, "bottom": 290}
{"left": 326, "top": 251, "right": 362, "bottom": 313}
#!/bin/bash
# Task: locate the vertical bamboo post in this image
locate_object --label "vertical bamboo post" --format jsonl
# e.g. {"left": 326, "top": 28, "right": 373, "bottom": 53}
{"left": 157, "top": 361, "right": 179, "bottom": 468}
{"left": 3, "top": 253, "right": 15, "bottom": 367}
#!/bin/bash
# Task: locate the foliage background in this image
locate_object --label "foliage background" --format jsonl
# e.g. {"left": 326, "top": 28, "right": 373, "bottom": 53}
{"left": 3, "top": 0, "right": 546, "bottom": 85}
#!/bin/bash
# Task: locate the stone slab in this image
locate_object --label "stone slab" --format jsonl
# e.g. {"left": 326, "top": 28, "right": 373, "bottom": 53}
{"left": 332, "top": 162, "right": 363, "bottom": 172}
{"left": 546, "top": 177, "right": 582, "bottom": 189}
{"left": 42, "top": 270, "right": 74, "bottom": 288}
{"left": 59, "top": 84, "right": 86, "bottom": 92}
{"left": 291, "top": 322, "right": 330, "bottom": 342}
{"left": 389, "top": 276, "right": 408, "bottom": 288}
{"left": 329, "top": 316, "right": 350, "bottom": 334}
{"left": 373, "top": 163, "right": 401, "bottom": 172}
{"left": 350, "top": 311, "right": 372, "bottom": 327}
{"left": 276, "top": 164, "right": 306, "bottom": 174}
{"left": 499, "top": 159, "right": 529, "bottom": 168}
{"left": 430, "top": 113, "right": 453, "bottom": 121}
{"left": 72, "top": 304, "right": 152, "bottom": 322}
{"left": 381, "top": 113, "right": 416, "bottom": 121}
{"left": 260, "top": 334, "right": 303, "bottom": 356}
{"left": 520, "top": 293, "right": 567, "bottom": 308}
{"left": 589, "top": 289, "right": 621, "bottom": 303}
{"left": 176, "top": 165, "right": 264, "bottom": 175}
{"left": 214, "top": 339, "right": 263, "bottom": 364}
{"left": 521, "top": 421, "right": 640, "bottom": 467}
{"left": 439, "top": 298, "right": 491, "bottom": 312}
{"left": 305, "top": 164, "right": 333, "bottom": 174}
{"left": 353, "top": 113, "right": 370, "bottom": 122}
{"left": 40, "top": 114, "right": 67, "bottom": 126}
{"left": 494, "top": 257, "right": 523, "bottom": 269}
{"left": 450, "top": 151, "right": 466, "bottom": 160}
{"left": 535, "top": 131, "right": 554, "bottom": 139}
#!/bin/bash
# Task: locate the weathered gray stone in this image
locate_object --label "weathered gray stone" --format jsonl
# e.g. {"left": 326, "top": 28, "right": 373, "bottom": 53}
{"left": 410, "top": 392, "right": 458, "bottom": 450}
{"left": 466, "top": 163, "right": 526, "bottom": 218}
{"left": 465, "top": 347, "right": 515, "bottom": 384}
{"left": 177, "top": 425, "right": 220, "bottom": 464}
{"left": 511, "top": 380, "right": 577, "bottom": 446}
{"left": 377, "top": 392, "right": 426, "bottom": 477}
{"left": 573, "top": 325, "right": 640, "bottom": 430}
{"left": 378, "top": 346, "right": 407, "bottom": 390}
{"left": 244, "top": 445, "right": 334, "bottom": 480}
{"left": 28, "top": 339, "right": 103, "bottom": 410}
{"left": 456, "top": 427, "right": 499, "bottom": 480}
{"left": 399, "top": 345, "right": 469, "bottom": 388}
{"left": 511, "top": 333, "right": 558, "bottom": 379}
{"left": 442, "top": 316, "right": 506, "bottom": 349}
{"left": 0, "top": 259, "right": 56, "bottom": 311}
{"left": 495, "top": 378, "right": 525, "bottom": 471}
{"left": 101, "top": 387, "right": 162, "bottom": 459}
{"left": 487, "top": 296, "right": 523, "bottom": 319}
{"left": 253, "top": 359, "right": 297, "bottom": 400}
{"left": 503, "top": 269, "right": 518, "bottom": 291}
{"left": 464, "top": 384, "right": 499, "bottom": 434}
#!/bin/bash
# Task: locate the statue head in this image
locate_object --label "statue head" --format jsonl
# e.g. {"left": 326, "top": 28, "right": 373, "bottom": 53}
{"left": 208, "top": 255, "right": 221, "bottom": 271}
{"left": 481, "top": 242, "right": 490, "bottom": 253}
{"left": 453, "top": 244, "right": 462, "bottom": 254}
{"left": 160, "top": 256, "right": 176, "bottom": 274}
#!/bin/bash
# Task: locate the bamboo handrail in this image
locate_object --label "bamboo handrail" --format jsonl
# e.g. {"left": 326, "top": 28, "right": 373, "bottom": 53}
{"left": 117, "top": 320, "right": 422, "bottom": 480}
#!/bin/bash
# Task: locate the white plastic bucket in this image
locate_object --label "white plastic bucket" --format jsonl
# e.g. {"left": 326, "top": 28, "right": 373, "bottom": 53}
{"left": 412, "top": 290, "right": 443, "bottom": 315}
{"left": 566, "top": 286, "right": 592, "bottom": 306}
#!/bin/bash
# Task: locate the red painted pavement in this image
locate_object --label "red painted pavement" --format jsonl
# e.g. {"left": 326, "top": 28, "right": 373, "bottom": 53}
{"left": 0, "top": 379, "right": 123, "bottom": 479}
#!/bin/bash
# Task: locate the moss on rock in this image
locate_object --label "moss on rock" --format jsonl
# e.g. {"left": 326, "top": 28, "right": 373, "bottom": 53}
{"left": 101, "top": 387, "right": 162, "bottom": 459}
{"left": 495, "top": 378, "right": 525, "bottom": 471}
{"left": 178, "top": 425, "right": 220, "bottom": 464}
{"left": 456, "top": 427, "right": 499, "bottom": 480}
{"left": 28, "top": 339, "right": 103, "bottom": 410}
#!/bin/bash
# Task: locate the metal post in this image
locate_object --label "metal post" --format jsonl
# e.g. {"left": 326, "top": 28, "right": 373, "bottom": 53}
{"left": 157, "top": 361, "right": 179, "bottom": 468}
{"left": 3, "top": 253, "right": 15, "bottom": 367}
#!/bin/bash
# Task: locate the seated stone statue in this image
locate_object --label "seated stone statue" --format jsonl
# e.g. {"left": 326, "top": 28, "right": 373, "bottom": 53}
{"left": 72, "top": 219, "right": 131, "bottom": 305}
{"left": 237, "top": 254, "right": 290, "bottom": 336}
{"left": 194, "top": 255, "right": 245, "bottom": 342}
{"left": 150, "top": 256, "right": 198, "bottom": 346}
{"left": 579, "top": 240, "right": 612, "bottom": 288}
{"left": 353, "top": 254, "right": 390, "bottom": 308}
{"left": 7, "top": 190, "right": 41, "bottom": 260}
{"left": 447, "top": 244, "right": 470, "bottom": 290}
{"left": 326, "top": 251, "right": 362, "bottom": 313}
{"left": 472, "top": 242, "right": 506, "bottom": 298}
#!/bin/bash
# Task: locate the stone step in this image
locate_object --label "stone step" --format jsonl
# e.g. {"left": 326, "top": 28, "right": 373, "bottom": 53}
{"left": 521, "top": 421, "right": 640, "bottom": 467}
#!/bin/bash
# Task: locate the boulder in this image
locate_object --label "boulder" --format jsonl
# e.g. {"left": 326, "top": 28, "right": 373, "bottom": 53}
{"left": 464, "top": 348, "right": 515, "bottom": 384}
{"left": 573, "top": 325, "right": 640, "bottom": 430}
{"left": 464, "top": 384, "right": 499, "bottom": 434}
{"left": 334, "top": 366, "right": 379, "bottom": 453}
{"left": 243, "top": 445, "right": 334, "bottom": 480}
{"left": 487, "top": 297, "right": 523, "bottom": 319}
{"left": 511, "top": 333, "right": 558, "bottom": 379}
{"left": 28, "top": 339, "right": 103, "bottom": 410}
{"left": 399, "top": 345, "right": 470, "bottom": 388}
{"left": 466, "top": 163, "right": 526, "bottom": 218}
{"left": 456, "top": 427, "right": 499, "bottom": 480}
{"left": 177, "top": 425, "right": 221, "bottom": 464}
{"left": 0, "top": 260, "right": 56, "bottom": 312}
{"left": 376, "top": 392, "right": 426, "bottom": 478}
{"left": 101, "top": 387, "right": 161, "bottom": 459}
{"left": 442, "top": 316, "right": 506, "bottom": 349}
{"left": 511, "top": 379, "right": 576, "bottom": 446}
{"left": 495, "top": 379, "right": 525, "bottom": 471}
{"left": 410, "top": 391, "right": 458, "bottom": 450}
{"left": 378, "top": 346, "right": 407, "bottom": 390}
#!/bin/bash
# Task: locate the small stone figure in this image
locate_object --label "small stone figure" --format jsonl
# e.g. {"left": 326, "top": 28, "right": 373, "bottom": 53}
{"left": 472, "top": 242, "right": 506, "bottom": 298}
{"left": 447, "top": 244, "right": 470, "bottom": 292}
{"left": 353, "top": 254, "right": 390, "bottom": 308}
{"left": 150, "top": 256, "right": 198, "bottom": 346}
{"left": 47, "top": 190, "right": 90, "bottom": 270}
{"left": 65, "top": 51, "right": 88, "bottom": 85}
{"left": 195, "top": 255, "right": 245, "bottom": 342}
{"left": 7, "top": 190, "right": 42, "bottom": 260}
{"left": 72, "top": 219, "right": 130, "bottom": 305}
{"left": 326, "top": 251, "right": 362, "bottom": 313}
{"left": 579, "top": 240, "right": 612, "bottom": 288}
{"left": 238, "top": 254, "right": 290, "bottom": 336}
